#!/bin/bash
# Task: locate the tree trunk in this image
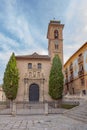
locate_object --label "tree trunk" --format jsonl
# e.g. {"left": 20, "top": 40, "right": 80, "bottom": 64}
{"left": 54, "top": 100, "right": 58, "bottom": 108}
{"left": 58, "top": 99, "right": 62, "bottom": 108}
{"left": 6, "top": 99, "right": 10, "bottom": 108}
{"left": 54, "top": 99, "right": 62, "bottom": 108}
{"left": 11, "top": 100, "right": 16, "bottom": 116}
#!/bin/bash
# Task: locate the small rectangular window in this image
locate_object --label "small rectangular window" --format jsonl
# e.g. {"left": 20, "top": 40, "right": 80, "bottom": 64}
{"left": 38, "top": 63, "right": 42, "bottom": 69}
{"left": 28, "top": 63, "right": 32, "bottom": 69}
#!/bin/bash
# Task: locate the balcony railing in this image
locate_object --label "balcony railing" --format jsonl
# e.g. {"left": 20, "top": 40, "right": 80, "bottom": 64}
{"left": 65, "top": 68, "right": 68, "bottom": 74}
{"left": 78, "top": 70, "right": 84, "bottom": 77}
{"left": 78, "top": 55, "right": 83, "bottom": 64}
{"left": 70, "top": 75, "right": 73, "bottom": 82}
{"left": 65, "top": 79, "right": 68, "bottom": 84}
{"left": 69, "top": 64, "right": 73, "bottom": 71}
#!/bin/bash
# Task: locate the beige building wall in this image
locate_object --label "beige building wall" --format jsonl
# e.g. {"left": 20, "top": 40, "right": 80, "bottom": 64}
{"left": 16, "top": 58, "right": 51, "bottom": 102}
{"left": 64, "top": 42, "right": 87, "bottom": 95}
{"left": 0, "top": 87, "right": 6, "bottom": 101}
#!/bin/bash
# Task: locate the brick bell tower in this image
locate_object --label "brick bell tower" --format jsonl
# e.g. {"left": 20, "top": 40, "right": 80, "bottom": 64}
{"left": 47, "top": 20, "right": 64, "bottom": 65}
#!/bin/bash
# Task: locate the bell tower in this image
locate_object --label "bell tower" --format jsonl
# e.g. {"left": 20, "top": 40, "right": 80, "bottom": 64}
{"left": 47, "top": 20, "right": 64, "bottom": 65}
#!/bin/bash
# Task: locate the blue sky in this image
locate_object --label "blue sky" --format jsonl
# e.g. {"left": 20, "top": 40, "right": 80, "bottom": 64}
{"left": 0, "top": 0, "right": 87, "bottom": 84}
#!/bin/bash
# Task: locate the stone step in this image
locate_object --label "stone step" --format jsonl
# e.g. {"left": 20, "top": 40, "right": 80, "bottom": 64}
{"left": 65, "top": 113, "right": 87, "bottom": 123}
{"left": 66, "top": 109, "right": 87, "bottom": 114}
{"left": 69, "top": 110, "right": 87, "bottom": 116}
{"left": 66, "top": 105, "right": 87, "bottom": 113}
{"left": 69, "top": 112, "right": 87, "bottom": 119}
{"left": 70, "top": 106, "right": 87, "bottom": 111}
{"left": 64, "top": 102, "right": 87, "bottom": 123}
{"left": 16, "top": 102, "right": 45, "bottom": 109}
{"left": 68, "top": 113, "right": 87, "bottom": 119}
{"left": 65, "top": 110, "right": 87, "bottom": 116}
{"left": 67, "top": 108, "right": 87, "bottom": 114}
{"left": 77, "top": 111, "right": 87, "bottom": 115}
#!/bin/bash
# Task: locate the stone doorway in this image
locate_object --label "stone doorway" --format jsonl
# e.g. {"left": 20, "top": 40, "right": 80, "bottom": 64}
{"left": 29, "top": 84, "right": 39, "bottom": 102}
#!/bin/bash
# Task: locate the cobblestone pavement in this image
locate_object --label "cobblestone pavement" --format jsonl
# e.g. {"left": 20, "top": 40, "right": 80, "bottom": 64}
{"left": 0, "top": 114, "right": 87, "bottom": 130}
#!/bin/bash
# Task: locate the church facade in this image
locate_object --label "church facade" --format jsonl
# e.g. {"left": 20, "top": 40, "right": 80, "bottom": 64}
{"left": 16, "top": 20, "right": 64, "bottom": 102}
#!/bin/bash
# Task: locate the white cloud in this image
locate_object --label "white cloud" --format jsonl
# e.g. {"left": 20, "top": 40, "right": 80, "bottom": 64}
{"left": 65, "top": 0, "right": 78, "bottom": 22}
{"left": 1, "top": 0, "right": 47, "bottom": 51}
{"left": 63, "top": 43, "right": 84, "bottom": 63}
{"left": 0, "top": 32, "right": 20, "bottom": 83}
{"left": 0, "top": 33, "right": 19, "bottom": 46}
{"left": 64, "top": 0, "right": 87, "bottom": 63}
{"left": 3, "top": 1, "right": 34, "bottom": 46}
{"left": 1, "top": 0, "right": 87, "bottom": 83}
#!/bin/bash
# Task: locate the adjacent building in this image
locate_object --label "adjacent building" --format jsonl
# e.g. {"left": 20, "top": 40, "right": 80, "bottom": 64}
{"left": 16, "top": 20, "right": 64, "bottom": 102}
{"left": 64, "top": 42, "right": 87, "bottom": 95}
{"left": 0, "top": 85, "right": 6, "bottom": 101}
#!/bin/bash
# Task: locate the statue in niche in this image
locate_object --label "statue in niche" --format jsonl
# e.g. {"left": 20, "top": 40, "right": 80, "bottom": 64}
{"left": 29, "top": 72, "right": 32, "bottom": 78}
{"left": 33, "top": 71, "right": 36, "bottom": 77}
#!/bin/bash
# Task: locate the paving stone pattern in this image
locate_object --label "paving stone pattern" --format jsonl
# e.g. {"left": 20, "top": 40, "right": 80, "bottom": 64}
{"left": 0, "top": 114, "right": 87, "bottom": 130}
{"left": 0, "top": 101, "right": 87, "bottom": 130}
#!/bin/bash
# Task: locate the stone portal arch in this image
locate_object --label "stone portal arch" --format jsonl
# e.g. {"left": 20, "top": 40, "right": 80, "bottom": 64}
{"left": 29, "top": 84, "right": 39, "bottom": 102}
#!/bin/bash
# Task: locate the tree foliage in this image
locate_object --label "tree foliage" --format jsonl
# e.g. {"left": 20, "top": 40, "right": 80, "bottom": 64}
{"left": 49, "top": 55, "right": 64, "bottom": 99}
{"left": 3, "top": 53, "right": 19, "bottom": 100}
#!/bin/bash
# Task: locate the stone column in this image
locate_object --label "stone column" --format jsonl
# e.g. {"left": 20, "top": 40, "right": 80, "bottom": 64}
{"left": 24, "top": 82, "right": 28, "bottom": 101}
{"left": 40, "top": 83, "right": 44, "bottom": 102}
{"left": 41, "top": 72, "right": 45, "bottom": 102}
{"left": 44, "top": 102, "right": 48, "bottom": 115}
{"left": 24, "top": 78, "right": 29, "bottom": 102}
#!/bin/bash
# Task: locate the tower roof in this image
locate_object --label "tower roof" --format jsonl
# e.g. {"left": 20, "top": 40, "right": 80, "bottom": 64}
{"left": 50, "top": 20, "right": 61, "bottom": 24}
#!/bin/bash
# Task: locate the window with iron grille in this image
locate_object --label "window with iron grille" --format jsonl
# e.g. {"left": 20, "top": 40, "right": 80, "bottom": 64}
{"left": 28, "top": 63, "right": 32, "bottom": 69}
{"left": 38, "top": 63, "right": 42, "bottom": 69}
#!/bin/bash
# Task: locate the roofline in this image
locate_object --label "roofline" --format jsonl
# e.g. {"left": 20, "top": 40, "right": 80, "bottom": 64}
{"left": 15, "top": 54, "right": 51, "bottom": 60}
{"left": 64, "top": 42, "right": 87, "bottom": 67}
{"left": 16, "top": 56, "right": 50, "bottom": 60}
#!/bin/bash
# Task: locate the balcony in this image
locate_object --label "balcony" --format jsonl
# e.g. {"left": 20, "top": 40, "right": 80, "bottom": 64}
{"left": 78, "top": 55, "right": 83, "bottom": 64}
{"left": 65, "top": 68, "right": 68, "bottom": 74}
{"left": 78, "top": 70, "right": 84, "bottom": 77}
{"left": 65, "top": 78, "right": 68, "bottom": 84}
{"left": 70, "top": 75, "right": 73, "bottom": 82}
{"left": 69, "top": 64, "right": 73, "bottom": 72}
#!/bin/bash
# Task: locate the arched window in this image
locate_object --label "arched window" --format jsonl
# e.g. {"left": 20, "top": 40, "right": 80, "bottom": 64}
{"left": 54, "top": 30, "right": 58, "bottom": 39}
